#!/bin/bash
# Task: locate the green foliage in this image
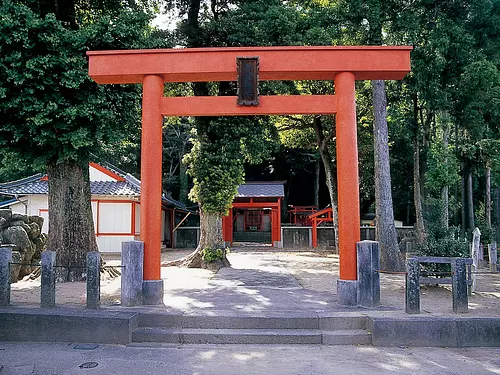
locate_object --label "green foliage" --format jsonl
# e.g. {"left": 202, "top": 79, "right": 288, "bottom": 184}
{"left": 425, "top": 129, "right": 460, "bottom": 197}
{"left": 201, "top": 247, "right": 227, "bottom": 263}
{"left": 0, "top": 0, "right": 170, "bottom": 173}
{"left": 184, "top": 117, "right": 277, "bottom": 214}
{"left": 420, "top": 197, "right": 469, "bottom": 258}
{"left": 476, "top": 202, "right": 495, "bottom": 243}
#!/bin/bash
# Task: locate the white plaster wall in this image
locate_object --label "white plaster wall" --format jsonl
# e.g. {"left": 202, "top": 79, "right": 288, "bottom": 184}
{"left": 97, "top": 235, "right": 134, "bottom": 253}
{"left": 98, "top": 202, "right": 132, "bottom": 233}
{"left": 8, "top": 201, "right": 27, "bottom": 215}
{"left": 89, "top": 166, "right": 115, "bottom": 181}
{"left": 135, "top": 203, "right": 140, "bottom": 235}
{"left": 91, "top": 201, "right": 98, "bottom": 234}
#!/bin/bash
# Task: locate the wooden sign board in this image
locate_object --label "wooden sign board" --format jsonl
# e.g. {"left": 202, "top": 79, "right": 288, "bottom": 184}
{"left": 237, "top": 57, "right": 259, "bottom": 106}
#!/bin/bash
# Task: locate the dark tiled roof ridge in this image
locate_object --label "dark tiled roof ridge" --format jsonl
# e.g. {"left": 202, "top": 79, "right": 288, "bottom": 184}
{"left": 0, "top": 173, "right": 45, "bottom": 189}
{"left": 236, "top": 181, "right": 285, "bottom": 198}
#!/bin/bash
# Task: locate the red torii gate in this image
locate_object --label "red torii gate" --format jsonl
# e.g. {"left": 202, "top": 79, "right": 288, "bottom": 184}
{"left": 87, "top": 46, "right": 411, "bottom": 305}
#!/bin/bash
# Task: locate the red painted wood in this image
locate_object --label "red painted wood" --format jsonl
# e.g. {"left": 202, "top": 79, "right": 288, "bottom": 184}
{"left": 335, "top": 72, "right": 360, "bottom": 280}
{"left": 140, "top": 75, "right": 164, "bottom": 281}
{"left": 161, "top": 95, "right": 337, "bottom": 116}
{"left": 88, "top": 46, "right": 412, "bottom": 84}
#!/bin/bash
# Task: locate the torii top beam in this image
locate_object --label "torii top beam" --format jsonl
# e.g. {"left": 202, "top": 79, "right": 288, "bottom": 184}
{"left": 87, "top": 46, "right": 412, "bottom": 85}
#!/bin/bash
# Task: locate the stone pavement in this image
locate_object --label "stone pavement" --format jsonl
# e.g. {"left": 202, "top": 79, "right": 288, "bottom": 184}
{"left": 0, "top": 341, "right": 499, "bottom": 375}
{"left": 159, "top": 249, "right": 379, "bottom": 315}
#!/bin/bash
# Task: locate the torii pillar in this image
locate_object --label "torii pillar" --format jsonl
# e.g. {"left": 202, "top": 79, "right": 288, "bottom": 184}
{"left": 335, "top": 71, "right": 360, "bottom": 305}
{"left": 87, "top": 46, "right": 411, "bottom": 306}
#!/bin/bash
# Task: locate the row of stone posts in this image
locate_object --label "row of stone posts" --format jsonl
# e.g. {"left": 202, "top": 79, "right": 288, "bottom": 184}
{"left": 0, "top": 241, "right": 154, "bottom": 309}
{"left": 0, "top": 245, "right": 101, "bottom": 309}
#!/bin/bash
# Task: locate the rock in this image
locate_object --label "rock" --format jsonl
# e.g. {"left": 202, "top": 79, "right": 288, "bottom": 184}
{"left": 32, "top": 235, "right": 47, "bottom": 260}
{"left": 0, "top": 209, "right": 12, "bottom": 221}
{"left": 2, "top": 226, "right": 33, "bottom": 256}
{"left": 28, "top": 222, "right": 41, "bottom": 240}
{"left": 28, "top": 215, "right": 44, "bottom": 229}
{"left": 11, "top": 213, "right": 29, "bottom": 223}
{"left": 0, "top": 209, "right": 47, "bottom": 280}
{"left": 10, "top": 251, "right": 22, "bottom": 283}
{"left": 9, "top": 221, "right": 32, "bottom": 234}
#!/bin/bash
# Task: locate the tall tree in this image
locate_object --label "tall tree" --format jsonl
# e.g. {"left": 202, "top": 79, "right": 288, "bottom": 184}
{"left": 0, "top": 0, "right": 168, "bottom": 280}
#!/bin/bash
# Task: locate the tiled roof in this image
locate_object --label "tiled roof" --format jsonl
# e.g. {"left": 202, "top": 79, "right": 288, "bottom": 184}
{"left": 0, "top": 169, "right": 187, "bottom": 210}
{"left": 0, "top": 179, "right": 140, "bottom": 197}
{"left": 0, "top": 175, "right": 47, "bottom": 195}
{"left": 91, "top": 181, "right": 140, "bottom": 196}
{"left": 236, "top": 182, "right": 285, "bottom": 198}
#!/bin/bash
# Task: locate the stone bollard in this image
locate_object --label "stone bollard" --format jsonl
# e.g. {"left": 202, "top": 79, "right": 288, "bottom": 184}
{"left": 41, "top": 251, "right": 56, "bottom": 308}
{"left": 451, "top": 258, "right": 468, "bottom": 313}
{"left": 121, "top": 241, "right": 144, "bottom": 306}
{"left": 0, "top": 246, "right": 13, "bottom": 307}
{"left": 489, "top": 242, "right": 497, "bottom": 272}
{"left": 86, "top": 252, "right": 100, "bottom": 309}
{"left": 405, "top": 258, "right": 420, "bottom": 314}
{"left": 356, "top": 241, "right": 380, "bottom": 307}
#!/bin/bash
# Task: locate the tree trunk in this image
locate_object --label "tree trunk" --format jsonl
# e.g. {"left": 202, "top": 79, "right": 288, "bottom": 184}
{"left": 168, "top": 209, "right": 230, "bottom": 270}
{"left": 372, "top": 80, "right": 403, "bottom": 271}
{"left": 320, "top": 153, "right": 339, "bottom": 252}
{"left": 493, "top": 187, "right": 500, "bottom": 242}
{"left": 467, "top": 170, "right": 475, "bottom": 232}
{"left": 313, "top": 159, "right": 320, "bottom": 207}
{"left": 413, "top": 136, "right": 427, "bottom": 245}
{"left": 486, "top": 166, "right": 491, "bottom": 226}
{"left": 441, "top": 123, "right": 449, "bottom": 229}
{"left": 461, "top": 163, "right": 466, "bottom": 237}
{"left": 313, "top": 117, "right": 339, "bottom": 252}
{"left": 47, "top": 160, "right": 98, "bottom": 282}
{"left": 178, "top": 142, "right": 189, "bottom": 205}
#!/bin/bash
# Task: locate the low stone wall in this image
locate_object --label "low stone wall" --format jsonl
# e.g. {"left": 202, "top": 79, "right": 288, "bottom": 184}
{"left": 0, "top": 209, "right": 47, "bottom": 281}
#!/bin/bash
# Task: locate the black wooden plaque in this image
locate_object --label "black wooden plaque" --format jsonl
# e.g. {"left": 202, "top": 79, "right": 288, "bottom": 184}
{"left": 237, "top": 57, "right": 259, "bottom": 106}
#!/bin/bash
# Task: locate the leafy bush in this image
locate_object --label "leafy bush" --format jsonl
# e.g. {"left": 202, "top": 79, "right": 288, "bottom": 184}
{"left": 201, "top": 247, "right": 226, "bottom": 263}
{"left": 475, "top": 202, "right": 495, "bottom": 243}
{"left": 419, "top": 198, "right": 469, "bottom": 274}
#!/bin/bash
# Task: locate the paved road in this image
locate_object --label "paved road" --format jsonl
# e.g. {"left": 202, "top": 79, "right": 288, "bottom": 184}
{"left": 1, "top": 342, "right": 499, "bottom": 375}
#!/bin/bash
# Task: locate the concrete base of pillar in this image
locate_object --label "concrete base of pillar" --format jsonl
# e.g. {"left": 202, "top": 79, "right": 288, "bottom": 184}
{"left": 337, "top": 279, "right": 357, "bottom": 306}
{"left": 273, "top": 241, "right": 283, "bottom": 248}
{"left": 142, "top": 280, "right": 164, "bottom": 305}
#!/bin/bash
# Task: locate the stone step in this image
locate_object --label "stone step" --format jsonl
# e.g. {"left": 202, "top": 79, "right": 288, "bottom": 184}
{"left": 137, "top": 313, "right": 367, "bottom": 331}
{"left": 132, "top": 327, "right": 371, "bottom": 345}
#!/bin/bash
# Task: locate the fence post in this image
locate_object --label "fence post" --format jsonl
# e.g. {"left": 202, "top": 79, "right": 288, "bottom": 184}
{"left": 451, "top": 258, "right": 468, "bottom": 313}
{"left": 41, "top": 251, "right": 56, "bottom": 308}
{"left": 86, "top": 252, "right": 100, "bottom": 309}
{"left": 357, "top": 241, "right": 380, "bottom": 307}
{"left": 0, "top": 246, "right": 12, "bottom": 307}
{"left": 489, "top": 242, "right": 498, "bottom": 272}
{"left": 405, "top": 258, "right": 420, "bottom": 314}
{"left": 121, "top": 241, "right": 144, "bottom": 306}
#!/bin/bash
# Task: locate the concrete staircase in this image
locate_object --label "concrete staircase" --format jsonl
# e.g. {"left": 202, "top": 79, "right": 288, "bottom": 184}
{"left": 132, "top": 313, "right": 371, "bottom": 345}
